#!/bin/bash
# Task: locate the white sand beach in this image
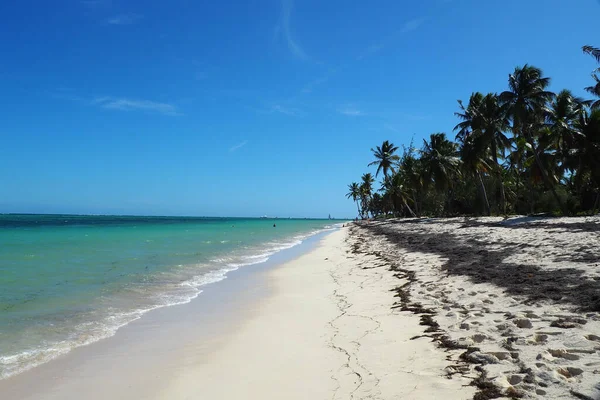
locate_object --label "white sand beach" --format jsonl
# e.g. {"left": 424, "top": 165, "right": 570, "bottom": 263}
{"left": 3, "top": 217, "right": 599, "bottom": 399}
{"left": 354, "top": 216, "right": 600, "bottom": 399}
{"left": 158, "top": 228, "right": 473, "bottom": 400}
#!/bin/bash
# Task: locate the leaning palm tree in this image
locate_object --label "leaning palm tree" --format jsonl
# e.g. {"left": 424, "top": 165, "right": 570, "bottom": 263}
{"left": 368, "top": 140, "right": 400, "bottom": 178}
{"left": 572, "top": 108, "right": 600, "bottom": 212}
{"left": 583, "top": 45, "right": 600, "bottom": 63}
{"left": 359, "top": 173, "right": 375, "bottom": 218}
{"left": 380, "top": 172, "right": 416, "bottom": 217}
{"left": 583, "top": 46, "right": 600, "bottom": 110}
{"left": 584, "top": 75, "right": 600, "bottom": 110}
{"left": 346, "top": 182, "right": 362, "bottom": 217}
{"left": 499, "top": 65, "right": 567, "bottom": 214}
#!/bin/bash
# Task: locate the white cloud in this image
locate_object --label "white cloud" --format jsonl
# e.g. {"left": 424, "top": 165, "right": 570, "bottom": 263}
{"left": 271, "top": 104, "right": 301, "bottom": 116}
{"left": 384, "top": 124, "right": 401, "bottom": 133}
{"left": 229, "top": 140, "right": 249, "bottom": 152}
{"left": 94, "top": 97, "right": 181, "bottom": 116}
{"left": 277, "top": 0, "right": 308, "bottom": 60}
{"left": 107, "top": 14, "right": 143, "bottom": 25}
{"left": 301, "top": 76, "right": 329, "bottom": 94}
{"left": 338, "top": 106, "right": 365, "bottom": 117}
{"left": 358, "top": 17, "right": 427, "bottom": 60}
{"left": 401, "top": 17, "right": 427, "bottom": 33}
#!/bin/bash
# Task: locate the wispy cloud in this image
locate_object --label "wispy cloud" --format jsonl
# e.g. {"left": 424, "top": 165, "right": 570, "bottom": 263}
{"left": 401, "top": 17, "right": 427, "bottom": 33}
{"left": 229, "top": 140, "right": 249, "bottom": 152}
{"left": 301, "top": 76, "right": 329, "bottom": 94}
{"left": 271, "top": 104, "right": 301, "bottom": 116}
{"left": 52, "top": 90, "right": 180, "bottom": 116}
{"left": 358, "top": 17, "right": 427, "bottom": 60}
{"left": 106, "top": 13, "right": 143, "bottom": 25}
{"left": 276, "top": 0, "right": 308, "bottom": 60}
{"left": 338, "top": 106, "right": 365, "bottom": 117}
{"left": 94, "top": 97, "right": 181, "bottom": 116}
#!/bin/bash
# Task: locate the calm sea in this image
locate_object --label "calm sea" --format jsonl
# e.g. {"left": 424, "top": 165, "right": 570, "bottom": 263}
{"left": 0, "top": 214, "right": 338, "bottom": 379}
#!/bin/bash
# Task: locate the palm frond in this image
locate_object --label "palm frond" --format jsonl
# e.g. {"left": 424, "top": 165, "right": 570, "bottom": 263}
{"left": 583, "top": 45, "right": 600, "bottom": 63}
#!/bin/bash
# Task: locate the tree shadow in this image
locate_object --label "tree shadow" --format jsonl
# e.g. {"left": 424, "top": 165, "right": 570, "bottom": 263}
{"left": 361, "top": 221, "right": 600, "bottom": 312}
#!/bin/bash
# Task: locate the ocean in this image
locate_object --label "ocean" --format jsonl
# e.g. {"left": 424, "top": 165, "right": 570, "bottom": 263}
{"left": 0, "top": 214, "right": 338, "bottom": 379}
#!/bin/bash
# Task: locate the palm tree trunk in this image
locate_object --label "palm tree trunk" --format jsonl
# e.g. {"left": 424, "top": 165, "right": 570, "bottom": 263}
{"left": 356, "top": 201, "right": 361, "bottom": 218}
{"left": 402, "top": 198, "right": 417, "bottom": 217}
{"left": 499, "top": 180, "right": 507, "bottom": 215}
{"left": 411, "top": 189, "right": 420, "bottom": 216}
{"left": 491, "top": 141, "right": 506, "bottom": 214}
{"left": 528, "top": 169, "right": 535, "bottom": 215}
{"left": 515, "top": 156, "right": 522, "bottom": 214}
{"left": 593, "top": 191, "right": 600, "bottom": 215}
{"left": 477, "top": 171, "right": 491, "bottom": 216}
{"left": 445, "top": 187, "right": 455, "bottom": 216}
{"left": 360, "top": 196, "right": 366, "bottom": 219}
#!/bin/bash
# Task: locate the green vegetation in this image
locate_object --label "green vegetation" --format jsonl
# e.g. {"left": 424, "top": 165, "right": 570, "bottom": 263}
{"left": 347, "top": 46, "right": 600, "bottom": 218}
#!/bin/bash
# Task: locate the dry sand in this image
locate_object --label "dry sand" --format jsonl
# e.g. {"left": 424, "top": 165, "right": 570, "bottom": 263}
{"left": 355, "top": 216, "right": 600, "bottom": 399}
{"left": 158, "top": 228, "right": 473, "bottom": 399}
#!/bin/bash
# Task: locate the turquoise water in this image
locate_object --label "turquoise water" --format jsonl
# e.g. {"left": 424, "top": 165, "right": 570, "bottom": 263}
{"left": 0, "top": 214, "right": 338, "bottom": 379}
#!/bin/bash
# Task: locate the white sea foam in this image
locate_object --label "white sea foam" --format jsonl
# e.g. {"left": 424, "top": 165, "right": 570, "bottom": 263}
{"left": 0, "top": 225, "right": 337, "bottom": 380}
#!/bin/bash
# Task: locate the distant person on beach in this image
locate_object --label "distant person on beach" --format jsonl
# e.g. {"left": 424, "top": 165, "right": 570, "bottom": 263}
{"left": 273, "top": 224, "right": 276, "bottom": 227}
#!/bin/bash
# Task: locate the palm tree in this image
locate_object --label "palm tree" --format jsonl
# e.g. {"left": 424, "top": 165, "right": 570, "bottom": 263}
{"left": 584, "top": 75, "right": 600, "bottom": 110}
{"left": 368, "top": 140, "right": 400, "bottom": 178}
{"left": 455, "top": 92, "right": 511, "bottom": 213}
{"left": 360, "top": 173, "right": 375, "bottom": 218}
{"left": 457, "top": 131, "right": 492, "bottom": 215}
{"left": 346, "top": 182, "right": 362, "bottom": 217}
{"left": 545, "top": 90, "right": 586, "bottom": 174}
{"left": 399, "top": 146, "right": 424, "bottom": 216}
{"left": 420, "top": 133, "right": 460, "bottom": 214}
{"left": 381, "top": 172, "right": 416, "bottom": 217}
{"left": 583, "top": 46, "right": 600, "bottom": 110}
{"left": 583, "top": 45, "right": 600, "bottom": 63}
{"left": 454, "top": 92, "right": 485, "bottom": 143}
{"left": 572, "top": 108, "right": 600, "bottom": 212}
{"left": 499, "top": 65, "right": 567, "bottom": 214}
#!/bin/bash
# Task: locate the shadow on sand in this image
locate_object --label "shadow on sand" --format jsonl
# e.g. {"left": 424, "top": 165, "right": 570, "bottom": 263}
{"left": 360, "top": 220, "right": 600, "bottom": 312}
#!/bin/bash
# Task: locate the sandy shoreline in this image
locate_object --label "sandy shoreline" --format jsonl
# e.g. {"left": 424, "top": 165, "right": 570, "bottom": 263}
{"left": 3, "top": 217, "right": 598, "bottom": 399}
{"left": 354, "top": 216, "right": 600, "bottom": 399}
{"left": 157, "top": 228, "right": 473, "bottom": 399}
{"left": 1, "top": 227, "right": 474, "bottom": 400}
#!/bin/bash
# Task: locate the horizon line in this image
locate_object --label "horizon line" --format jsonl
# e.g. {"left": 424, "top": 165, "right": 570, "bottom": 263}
{"left": 0, "top": 212, "right": 352, "bottom": 220}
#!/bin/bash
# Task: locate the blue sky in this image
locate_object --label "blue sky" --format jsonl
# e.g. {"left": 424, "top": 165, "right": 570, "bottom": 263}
{"left": 1, "top": 0, "right": 599, "bottom": 218}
